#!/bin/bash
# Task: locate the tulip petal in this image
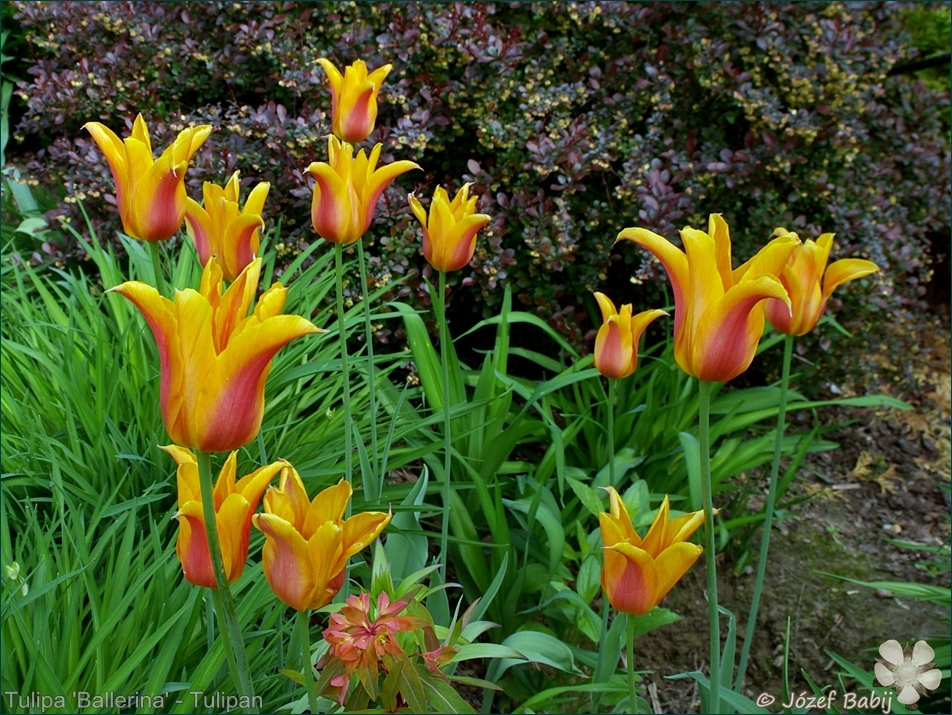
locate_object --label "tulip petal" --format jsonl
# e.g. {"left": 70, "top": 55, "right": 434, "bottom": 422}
{"left": 594, "top": 318, "right": 634, "bottom": 379}
{"left": 692, "top": 276, "right": 790, "bottom": 382}
{"left": 177, "top": 501, "right": 216, "bottom": 588}
{"left": 616, "top": 227, "right": 689, "bottom": 350}
{"left": 243, "top": 181, "right": 270, "bottom": 217}
{"left": 110, "top": 281, "right": 184, "bottom": 438}
{"left": 594, "top": 292, "right": 618, "bottom": 322}
{"left": 185, "top": 198, "right": 215, "bottom": 267}
{"left": 822, "top": 258, "right": 879, "bottom": 299}
{"left": 602, "top": 542, "right": 659, "bottom": 616}
{"left": 222, "top": 213, "right": 265, "bottom": 283}
{"left": 708, "top": 214, "right": 734, "bottom": 291}
{"left": 198, "top": 315, "right": 320, "bottom": 452}
{"left": 667, "top": 509, "right": 706, "bottom": 544}
{"left": 359, "top": 158, "right": 421, "bottom": 235}
{"left": 255, "top": 513, "right": 317, "bottom": 612}
{"left": 308, "top": 161, "right": 353, "bottom": 244}
{"left": 83, "top": 121, "right": 129, "bottom": 197}
{"left": 172, "top": 288, "right": 217, "bottom": 447}
{"left": 444, "top": 213, "right": 491, "bottom": 271}
{"left": 341, "top": 510, "right": 392, "bottom": 560}
{"left": 307, "top": 521, "right": 346, "bottom": 610}
{"left": 216, "top": 492, "right": 253, "bottom": 582}
{"left": 653, "top": 542, "right": 703, "bottom": 602}
{"left": 639, "top": 495, "right": 671, "bottom": 557}
{"left": 130, "top": 152, "right": 188, "bottom": 242}
{"left": 603, "top": 487, "right": 640, "bottom": 546}
{"left": 731, "top": 234, "right": 800, "bottom": 284}
{"left": 302, "top": 480, "right": 353, "bottom": 538}
{"left": 213, "top": 450, "right": 239, "bottom": 508}
{"left": 339, "top": 81, "right": 377, "bottom": 143}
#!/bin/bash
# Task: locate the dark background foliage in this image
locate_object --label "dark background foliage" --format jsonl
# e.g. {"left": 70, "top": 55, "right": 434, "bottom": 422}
{"left": 7, "top": 1, "right": 950, "bottom": 365}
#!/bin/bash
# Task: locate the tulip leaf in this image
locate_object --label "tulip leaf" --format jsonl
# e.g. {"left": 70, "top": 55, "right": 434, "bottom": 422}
{"left": 628, "top": 607, "right": 681, "bottom": 639}
{"left": 384, "top": 466, "right": 430, "bottom": 582}
{"left": 668, "top": 671, "right": 769, "bottom": 714}
{"left": 485, "top": 630, "right": 582, "bottom": 682}
{"left": 678, "top": 431, "right": 702, "bottom": 512}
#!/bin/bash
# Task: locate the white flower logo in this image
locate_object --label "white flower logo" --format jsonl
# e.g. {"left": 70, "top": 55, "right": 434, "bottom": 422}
{"left": 874, "top": 639, "right": 943, "bottom": 708}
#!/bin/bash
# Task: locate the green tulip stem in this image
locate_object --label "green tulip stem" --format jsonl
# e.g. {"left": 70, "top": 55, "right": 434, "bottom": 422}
{"left": 334, "top": 244, "right": 353, "bottom": 499}
{"left": 297, "top": 610, "right": 319, "bottom": 714}
{"left": 698, "top": 380, "right": 720, "bottom": 714}
{"left": 607, "top": 378, "right": 617, "bottom": 489}
{"left": 356, "top": 239, "right": 380, "bottom": 500}
{"left": 627, "top": 613, "right": 638, "bottom": 714}
{"left": 437, "top": 269, "right": 452, "bottom": 579}
{"left": 147, "top": 240, "right": 168, "bottom": 297}
{"left": 197, "top": 451, "right": 256, "bottom": 710}
{"left": 736, "top": 334, "right": 794, "bottom": 691}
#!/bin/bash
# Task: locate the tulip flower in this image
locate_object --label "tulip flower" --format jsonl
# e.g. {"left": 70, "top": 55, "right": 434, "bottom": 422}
{"left": 253, "top": 470, "right": 391, "bottom": 612}
{"left": 185, "top": 171, "right": 271, "bottom": 282}
{"left": 161, "top": 445, "right": 284, "bottom": 588}
{"left": 764, "top": 230, "right": 879, "bottom": 337}
{"left": 317, "top": 58, "right": 392, "bottom": 143}
{"left": 599, "top": 487, "right": 706, "bottom": 615}
{"left": 593, "top": 292, "right": 667, "bottom": 380}
{"left": 308, "top": 136, "right": 420, "bottom": 245}
{"left": 617, "top": 214, "right": 799, "bottom": 382}
{"left": 84, "top": 114, "right": 211, "bottom": 242}
{"left": 409, "top": 184, "right": 492, "bottom": 273}
{"left": 111, "top": 258, "right": 321, "bottom": 452}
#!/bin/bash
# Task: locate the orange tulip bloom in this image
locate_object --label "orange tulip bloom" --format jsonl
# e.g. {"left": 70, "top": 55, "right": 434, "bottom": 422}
{"left": 161, "top": 445, "right": 285, "bottom": 588}
{"left": 593, "top": 292, "right": 667, "bottom": 380}
{"left": 317, "top": 58, "right": 392, "bottom": 143}
{"left": 253, "top": 470, "right": 391, "bottom": 612}
{"left": 764, "top": 231, "right": 879, "bottom": 337}
{"left": 599, "top": 487, "right": 706, "bottom": 615}
{"left": 84, "top": 114, "right": 211, "bottom": 242}
{"left": 185, "top": 171, "right": 271, "bottom": 282}
{"left": 307, "top": 136, "right": 419, "bottom": 245}
{"left": 409, "top": 184, "right": 492, "bottom": 273}
{"left": 111, "top": 258, "right": 321, "bottom": 452}
{"left": 617, "top": 214, "right": 799, "bottom": 382}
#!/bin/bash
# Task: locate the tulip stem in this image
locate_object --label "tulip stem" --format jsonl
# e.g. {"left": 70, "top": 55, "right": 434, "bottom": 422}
{"left": 147, "top": 240, "right": 168, "bottom": 297}
{"left": 297, "top": 610, "right": 319, "bottom": 714}
{"left": 698, "top": 380, "right": 720, "bottom": 713}
{"left": 334, "top": 244, "right": 354, "bottom": 500}
{"left": 626, "top": 613, "right": 638, "bottom": 714}
{"left": 197, "top": 451, "right": 256, "bottom": 709}
{"left": 736, "top": 334, "right": 794, "bottom": 692}
{"left": 437, "top": 269, "right": 452, "bottom": 580}
{"left": 356, "top": 239, "right": 380, "bottom": 500}
{"left": 607, "top": 378, "right": 617, "bottom": 489}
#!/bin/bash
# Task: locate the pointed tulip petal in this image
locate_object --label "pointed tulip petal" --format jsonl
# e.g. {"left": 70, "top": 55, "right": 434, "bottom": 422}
{"left": 822, "top": 258, "right": 879, "bottom": 298}
{"left": 255, "top": 513, "right": 317, "bottom": 612}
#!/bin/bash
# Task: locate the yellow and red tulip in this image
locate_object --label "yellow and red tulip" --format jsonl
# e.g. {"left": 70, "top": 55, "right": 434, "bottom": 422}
{"left": 185, "top": 171, "right": 271, "bottom": 283}
{"left": 599, "top": 487, "right": 706, "bottom": 615}
{"left": 307, "top": 136, "right": 419, "bottom": 245}
{"left": 253, "top": 471, "right": 391, "bottom": 612}
{"left": 83, "top": 114, "right": 211, "bottom": 242}
{"left": 409, "top": 183, "right": 492, "bottom": 273}
{"left": 316, "top": 58, "right": 393, "bottom": 143}
{"left": 161, "top": 445, "right": 284, "bottom": 588}
{"left": 617, "top": 214, "right": 799, "bottom": 383}
{"left": 764, "top": 230, "right": 879, "bottom": 337}
{"left": 111, "top": 258, "right": 321, "bottom": 452}
{"left": 593, "top": 292, "right": 667, "bottom": 380}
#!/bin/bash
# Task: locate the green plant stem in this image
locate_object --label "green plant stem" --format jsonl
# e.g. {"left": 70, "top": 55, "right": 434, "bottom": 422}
{"left": 356, "top": 239, "right": 380, "bottom": 500}
{"left": 334, "top": 243, "right": 353, "bottom": 496}
{"left": 297, "top": 610, "right": 319, "bottom": 714}
{"left": 698, "top": 380, "right": 720, "bottom": 714}
{"left": 735, "top": 334, "right": 793, "bottom": 691}
{"left": 626, "top": 613, "right": 638, "bottom": 714}
{"left": 147, "top": 240, "right": 167, "bottom": 297}
{"left": 607, "top": 378, "right": 617, "bottom": 489}
{"left": 437, "top": 269, "right": 452, "bottom": 579}
{"left": 197, "top": 451, "right": 255, "bottom": 710}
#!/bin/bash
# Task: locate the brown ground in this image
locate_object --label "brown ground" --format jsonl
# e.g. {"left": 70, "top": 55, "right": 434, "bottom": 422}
{"left": 638, "top": 315, "right": 951, "bottom": 713}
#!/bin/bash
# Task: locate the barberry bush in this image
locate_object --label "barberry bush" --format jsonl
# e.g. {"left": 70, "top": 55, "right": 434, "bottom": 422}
{"left": 10, "top": 1, "right": 950, "bottom": 346}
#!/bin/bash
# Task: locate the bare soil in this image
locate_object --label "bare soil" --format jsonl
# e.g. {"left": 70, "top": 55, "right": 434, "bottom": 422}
{"left": 638, "top": 316, "right": 951, "bottom": 713}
